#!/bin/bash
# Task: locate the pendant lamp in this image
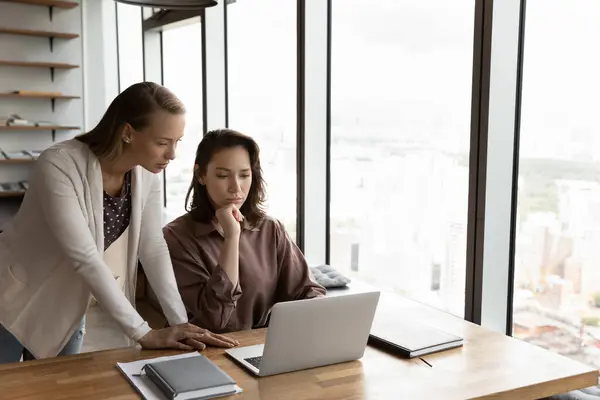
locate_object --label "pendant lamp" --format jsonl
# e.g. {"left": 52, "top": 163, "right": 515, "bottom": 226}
{"left": 114, "top": 0, "right": 218, "bottom": 9}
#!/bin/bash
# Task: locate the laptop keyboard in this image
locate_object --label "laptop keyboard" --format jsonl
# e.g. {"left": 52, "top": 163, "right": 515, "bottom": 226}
{"left": 244, "top": 356, "right": 262, "bottom": 369}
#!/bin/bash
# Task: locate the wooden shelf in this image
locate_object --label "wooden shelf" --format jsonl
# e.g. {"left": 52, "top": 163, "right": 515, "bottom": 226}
{"left": 0, "top": 0, "right": 78, "bottom": 9}
{"left": 0, "top": 60, "right": 79, "bottom": 69}
{"left": 0, "top": 125, "right": 79, "bottom": 131}
{"left": 0, "top": 27, "right": 78, "bottom": 39}
{"left": 0, "top": 93, "right": 80, "bottom": 100}
{"left": 0, "top": 93, "right": 80, "bottom": 111}
{"left": 0, "top": 190, "right": 25, "bottom": 198}
{"left": 0, "top": 125, "right": 79, "bottom": 140}
{"left": 0, "top": 158, "right": 35, "bottom": 164}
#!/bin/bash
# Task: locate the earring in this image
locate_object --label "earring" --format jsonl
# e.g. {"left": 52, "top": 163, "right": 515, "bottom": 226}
{"left": 123, "top": 138, "right": 131, "bottom": 144}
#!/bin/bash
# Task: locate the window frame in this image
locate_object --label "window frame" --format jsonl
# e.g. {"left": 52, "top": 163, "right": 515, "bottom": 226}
{"left": 128, "top": 0, "right": 532, "bottom": 331}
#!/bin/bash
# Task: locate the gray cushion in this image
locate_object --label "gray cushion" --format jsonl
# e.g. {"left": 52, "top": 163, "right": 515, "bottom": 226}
{"left": 310, "top": 265, "right": 351, "bottom": 288}
{"left": 547, "top": 385, "right": 600, "bottom": 400}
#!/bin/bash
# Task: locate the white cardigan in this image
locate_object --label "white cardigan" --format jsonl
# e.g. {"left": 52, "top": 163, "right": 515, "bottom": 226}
{"left": 0, "top": 139, "right": 188, "bottom": 359}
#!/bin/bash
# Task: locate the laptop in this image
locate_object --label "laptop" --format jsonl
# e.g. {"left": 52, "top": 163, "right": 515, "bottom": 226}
{"left": 225, "top": 291, "right": 380, "bottom": 377}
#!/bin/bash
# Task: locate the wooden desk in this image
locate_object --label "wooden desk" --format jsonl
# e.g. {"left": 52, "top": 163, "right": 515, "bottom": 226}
{"left": 0, "top": 287, "right": 597, "bottom": 400}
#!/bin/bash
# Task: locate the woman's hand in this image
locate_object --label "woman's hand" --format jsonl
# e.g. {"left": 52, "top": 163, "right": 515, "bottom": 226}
{"left": 215, "top": 204, "right": 244, "bottom": 239}
{"left": 138, "top": 323, "right": 239, "bottom": 351}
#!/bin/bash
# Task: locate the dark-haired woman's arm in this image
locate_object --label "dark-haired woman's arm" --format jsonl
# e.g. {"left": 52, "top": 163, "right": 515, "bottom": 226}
{"left": 164, "top": 228, "right": 242, "bottom": 332}
{"left": 214, "top": 204, "right": 242, "bottom": 288}
{"left": 273, "top": 220, "right": 326, "bottom": 302}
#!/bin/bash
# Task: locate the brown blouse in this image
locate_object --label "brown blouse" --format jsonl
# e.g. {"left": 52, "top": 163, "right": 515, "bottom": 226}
{"left": 163, "top": 214, "right": 326, "bottom": 333}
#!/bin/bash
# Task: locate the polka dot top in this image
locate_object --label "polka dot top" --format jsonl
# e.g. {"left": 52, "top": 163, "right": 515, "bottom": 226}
{"left": 103, "top": 171, "right": 132, "bottom": 251}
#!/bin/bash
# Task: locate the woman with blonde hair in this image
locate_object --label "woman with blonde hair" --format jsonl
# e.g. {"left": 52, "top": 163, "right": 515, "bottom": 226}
{"left": 0, "top": 82, "right": 237, "bottom": 364}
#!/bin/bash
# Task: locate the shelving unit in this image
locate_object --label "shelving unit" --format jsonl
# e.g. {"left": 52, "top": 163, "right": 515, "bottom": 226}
{"left": 0, "top": 0, "right": 81, "bottom": 224}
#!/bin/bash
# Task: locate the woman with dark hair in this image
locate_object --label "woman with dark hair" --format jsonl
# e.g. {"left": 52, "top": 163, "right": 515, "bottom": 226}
{"left": 163, "top": 129, "right": 326, "bottom": 334}
{"left": 0, "top": 83, "right": 237, "bottom": 364}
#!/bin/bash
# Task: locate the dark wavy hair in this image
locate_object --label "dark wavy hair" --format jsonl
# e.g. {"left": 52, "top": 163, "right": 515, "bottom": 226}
{"left": 185, "top": 129, "right": 267, "bottom": 225}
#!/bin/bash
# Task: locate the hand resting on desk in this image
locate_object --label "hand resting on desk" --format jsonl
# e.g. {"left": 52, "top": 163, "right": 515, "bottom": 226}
{"left": 138, "top": 323, "right": 239, "bottom": 351}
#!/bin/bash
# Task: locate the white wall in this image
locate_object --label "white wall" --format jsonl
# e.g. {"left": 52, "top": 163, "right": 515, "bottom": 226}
{"left": 0, "top": 0, "right": 84, "bottom": 186}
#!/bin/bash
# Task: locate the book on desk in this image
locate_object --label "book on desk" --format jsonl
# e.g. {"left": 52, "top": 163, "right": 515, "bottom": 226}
{"left": 117, "top": 352, "right": 242, "bottom": 400}
{"left": 368, "top": 317, "right": 463, "bottom": 358}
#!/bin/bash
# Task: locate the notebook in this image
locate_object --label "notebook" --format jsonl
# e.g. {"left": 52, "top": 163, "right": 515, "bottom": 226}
{"left": 117, "top": 352, "right": 243, "bottom": 400}
{"left": 369, "top": 317, "right": 463, "bottom": 358}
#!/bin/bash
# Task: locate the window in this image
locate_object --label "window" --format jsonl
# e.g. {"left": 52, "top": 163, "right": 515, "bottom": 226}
{"left": 116, "top": 3, "right": 143, "bottom": 91}
{"left": 227, "top": 0, "right": 297, "bottom": 239}
{"left": 162, "top": 21, "right": 203, "bottom": 222}
{"left": 513, "top": 0, "right": 600, "bottom": 369}
{"left": 329, "top": 0, "right": 476, "bottom": 317}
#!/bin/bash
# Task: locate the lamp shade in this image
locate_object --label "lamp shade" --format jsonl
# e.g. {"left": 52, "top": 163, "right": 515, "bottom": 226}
{"left": 114, "top": 0, "right": 218, "bottom": 9}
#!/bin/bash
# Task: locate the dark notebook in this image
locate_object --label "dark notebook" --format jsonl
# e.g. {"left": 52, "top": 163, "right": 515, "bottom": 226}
{"left": 143, "top": 355, "right": 237, "bottom": 400}
{"left": 369, "top": 318, "right": 463, "bottom": 358}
